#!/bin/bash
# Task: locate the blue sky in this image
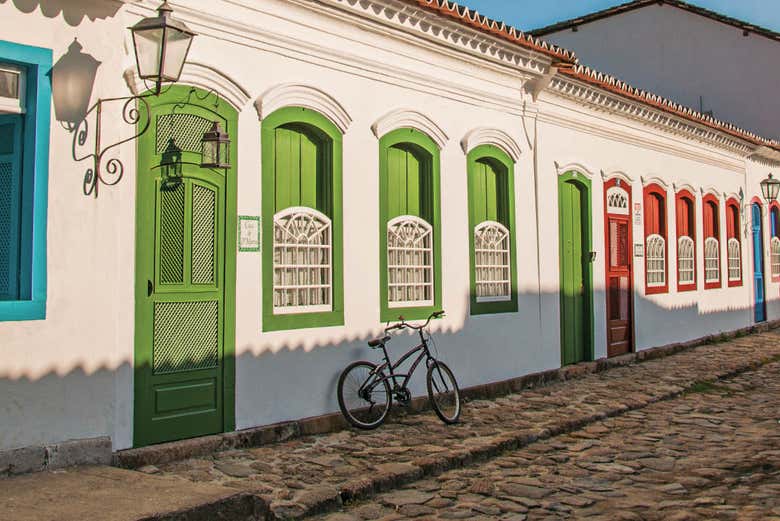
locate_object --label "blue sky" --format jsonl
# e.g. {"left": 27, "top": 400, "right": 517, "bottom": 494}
{"left": 458, "top": 0, "right": 780, "bottom": 33}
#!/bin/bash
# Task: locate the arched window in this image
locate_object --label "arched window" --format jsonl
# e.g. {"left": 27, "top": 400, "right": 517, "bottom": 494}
{"left": 261, "top": 107, "right": 344, "bottom": 331}
{"left": 379, "top": 128, "right": 441, "bottom": 321}
{"left": 771, "top": 205, "right": 780, "bottom": 280}
{"left": 467, "top": 145, "right": 517, "bottom": 314}
{"left": 675, "top": 190, "right": 696, "bottom": 291}
{"left": 703, "top": 195, "right": 721, "bottom": 288}
{"left": 644, "top": 184, "right": 667, "bottom": 293}
{"left": 606, "top": 186, "right": 629, "bottom": 215}
{"left": 725, "top": 198, "right": 741, "bottom": 286}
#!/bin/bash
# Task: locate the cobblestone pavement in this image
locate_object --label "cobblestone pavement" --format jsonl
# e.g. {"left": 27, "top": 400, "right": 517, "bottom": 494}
{"left": 312, "top": 360, "right": 780, "bottom": 521}
{"left": 148, "top": 331, "right": 780, "bottom": 519}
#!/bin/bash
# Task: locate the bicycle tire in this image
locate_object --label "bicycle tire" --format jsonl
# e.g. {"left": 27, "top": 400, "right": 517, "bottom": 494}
{"left": 426, "top": 361, "right": 461, "bottom": 424}
{"left": 337, "top": 360, "right": 392, "bottom": 429}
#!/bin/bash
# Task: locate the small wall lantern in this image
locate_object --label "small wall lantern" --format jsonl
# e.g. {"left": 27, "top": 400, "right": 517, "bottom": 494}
{"left": 130, "top": 1, "right": 195, "bottom": 94}
{"left": 760, "top": 173, "right": 780, "bottom": 204}
{"left": 200, "top": 121, "right": 231, "bottom": 169}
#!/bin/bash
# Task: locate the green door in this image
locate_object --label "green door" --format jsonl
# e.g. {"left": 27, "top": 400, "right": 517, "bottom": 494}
{"left": 134, "top": 86, "right": 237, "bottom": 447}
{"left": 559, "top": 174, "right": 592, "bottom": 365}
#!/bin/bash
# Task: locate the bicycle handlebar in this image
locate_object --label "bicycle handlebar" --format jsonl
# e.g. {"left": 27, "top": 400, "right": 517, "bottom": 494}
{"left": 385, "top": 310, "right": 444, "bottom": 332}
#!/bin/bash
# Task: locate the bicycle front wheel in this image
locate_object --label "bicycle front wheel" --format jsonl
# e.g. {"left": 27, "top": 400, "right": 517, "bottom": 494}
{"left": 337, "top": 361, "right": 392, "bottom": 430}
{"left": 426, "top": 361, "right": 461, "bottom": 424}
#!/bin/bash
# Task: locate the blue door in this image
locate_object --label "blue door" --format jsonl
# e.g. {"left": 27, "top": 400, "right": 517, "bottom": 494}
{"left": 752, "top": 203, "right": 766, "bottom": 323}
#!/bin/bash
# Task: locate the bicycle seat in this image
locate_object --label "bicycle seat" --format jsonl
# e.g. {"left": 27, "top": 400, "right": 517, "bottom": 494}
{"left": 368, "top": 336, "right": 390, "bottom": 348}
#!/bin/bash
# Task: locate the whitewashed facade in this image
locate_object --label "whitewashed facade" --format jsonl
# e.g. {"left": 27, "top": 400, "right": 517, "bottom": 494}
{"left": 1, "top": 0, "right": 779, "bottom": 461}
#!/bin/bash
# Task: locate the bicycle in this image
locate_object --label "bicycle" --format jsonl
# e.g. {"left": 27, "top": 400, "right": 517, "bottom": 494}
{"left": 337, "top": 310, "right": 461, "bottom": 429}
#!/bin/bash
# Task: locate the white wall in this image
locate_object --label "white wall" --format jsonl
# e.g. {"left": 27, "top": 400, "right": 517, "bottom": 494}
{"left": 0, "top": 0, "right": 775, "bottom": 454}
{"left": 541, "top": 4, "right": 780, "bottom": 140}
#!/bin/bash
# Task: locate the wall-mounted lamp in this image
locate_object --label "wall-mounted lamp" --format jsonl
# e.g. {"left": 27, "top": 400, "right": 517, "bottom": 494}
{"left": 72, "top": 2, "right": 202, "bottom": 197}
{"left": 200, "top": 121, "right": 231, "bottom": 169}
{"left": 760, "top": 173, "right": 780, "bottom": 204}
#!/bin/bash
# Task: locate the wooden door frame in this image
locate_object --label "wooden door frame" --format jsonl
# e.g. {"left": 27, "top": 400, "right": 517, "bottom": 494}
{"left": 133, "top": 85, "right": 237, "bottom": 447}
{"left": 603, "top": 178, "right": 635, "bottom": 356}
{"left": 558, "top": 171, "right": 594, "bottom": 365}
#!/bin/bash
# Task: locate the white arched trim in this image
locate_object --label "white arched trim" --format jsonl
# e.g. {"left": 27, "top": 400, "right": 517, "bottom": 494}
{"left": 554, "top": 161, "right": 597, "bottom": 178}
{"left": 700, "top": 186, "right": 721, "bottom": 198}
{"left": 600, "top": 169, "right": 634, "bottom": 184}
{"left": 461, "top": 127, "right": 521, "bottom": 161}
{"left": 673, "top": 181, "right": 697, "bottom": 195}
{"left": 372, "top": 109, "right": 448, "bottom": 149}
{"left": 123, "top": 62, "right": 250, "bottom": 110}
{"left": 254, "top": 83, "right": 352, "bottom": 133}
{"left": 640, "top": 176, "right": 670, "bottom": 189}
{"left": 723, "top": 191, "right": 741, "bottom": 202}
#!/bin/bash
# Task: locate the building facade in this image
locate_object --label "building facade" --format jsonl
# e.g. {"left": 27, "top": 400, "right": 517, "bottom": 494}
{"left": 1, "top": 0, "right": 779, "bottom": 463}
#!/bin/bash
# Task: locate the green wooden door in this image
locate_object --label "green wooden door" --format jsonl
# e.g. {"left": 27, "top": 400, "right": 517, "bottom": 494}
{"left": 559, "top": 175, "right": 592, "bottom": 365}
{"left": 134, "top": 87, "right": 236, "bottom": 447}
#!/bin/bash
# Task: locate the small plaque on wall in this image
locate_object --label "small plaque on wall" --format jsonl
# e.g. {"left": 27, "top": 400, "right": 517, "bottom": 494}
{"left": 633, "top": 202, "right": 642, "bottom": 226}
{"left": 634, "top": 243, "right": 644, "bottom": 257}
{"left": 238, "top": 216, "right": 260, "bottom": 252}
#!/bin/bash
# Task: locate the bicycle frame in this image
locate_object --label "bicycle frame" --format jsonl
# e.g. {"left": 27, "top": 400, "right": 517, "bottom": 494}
{"left": 364, "top": 328, "right": 434, "bottom": 395}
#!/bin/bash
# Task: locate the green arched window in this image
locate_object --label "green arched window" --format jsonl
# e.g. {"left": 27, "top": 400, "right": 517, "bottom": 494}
{"left": 261, "top": 107, "right": 343, "bottom": 331}
{"left": 379, "top": 128, "right": 442, "bottom": 321}
{"left": 467, "top": 145, "right": 517, "bottom": 315}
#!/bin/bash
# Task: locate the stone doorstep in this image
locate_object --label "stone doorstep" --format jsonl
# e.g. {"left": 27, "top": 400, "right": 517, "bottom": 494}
{"left": 114, "top": 319, "right": 779, "bottom": 471}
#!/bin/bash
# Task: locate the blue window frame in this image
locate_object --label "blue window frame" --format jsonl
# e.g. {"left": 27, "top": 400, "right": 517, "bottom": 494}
{"left": 0, "top": 40, "right": 51, "bottom": 321}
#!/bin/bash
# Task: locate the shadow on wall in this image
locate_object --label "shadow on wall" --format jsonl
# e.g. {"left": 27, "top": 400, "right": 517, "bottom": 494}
{"left": 0, "top": 287, "right": 762, "bottom": 451}
{"left": 0, "top": 0, "right": 122, "bottom": 26}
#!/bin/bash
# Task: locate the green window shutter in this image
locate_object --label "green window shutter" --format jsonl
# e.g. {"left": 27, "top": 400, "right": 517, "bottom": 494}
{"left": 0, "top": 115, "right": 23, "bottom": 301}
{"left": 274, "top": 125, "right": 324, "bottom": 213}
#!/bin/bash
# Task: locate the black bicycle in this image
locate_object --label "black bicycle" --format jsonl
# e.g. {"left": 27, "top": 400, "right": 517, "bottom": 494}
{"left": 337, "top": 310, "right": 461, "bottom": 429}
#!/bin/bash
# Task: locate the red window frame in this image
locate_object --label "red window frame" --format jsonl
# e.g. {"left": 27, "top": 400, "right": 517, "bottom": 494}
{"left": 702, "top": 194, "right": 721, "bottom": 289}
{"left": 725, "top": 197, "right": 741, "bottom": 287}
{"left": 644, "top": 183, "right": 668, "bottom": 294}
{"left": 770, "top": 202, "right": 780, "bottom": 282}
{"left": 675, "top": 190, "right": 696, "bottom": 292}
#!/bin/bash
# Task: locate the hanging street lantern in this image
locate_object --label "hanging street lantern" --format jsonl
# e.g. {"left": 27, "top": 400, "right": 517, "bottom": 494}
{"left": 130, "top": 1, "right": 196, "bottom": 94}
{"left": 201, "top": 121, "right": 231, "bottom": 169}
{"left": 760, "top": 173, "right": 780, "bottom": 204}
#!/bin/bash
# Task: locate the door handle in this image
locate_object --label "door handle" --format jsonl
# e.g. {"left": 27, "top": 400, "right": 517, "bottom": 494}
{"left": 147, "top": 280, "right": 154, "bottom": 297}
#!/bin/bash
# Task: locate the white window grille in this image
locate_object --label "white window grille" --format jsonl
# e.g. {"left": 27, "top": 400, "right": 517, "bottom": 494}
{"left": 606, "top": 186, "right": 629, "bottom": 215}
{"left": 704, "top": 237, "right": 720, "bottom": 283}
{"left": 387, "top": 215, "right": 433, "bottom": 308}
{"left": 677, "top": 236, "right": 695, "bottom": 285}
{"left": 645, "top": 234, "right": 666, "bottom": 287}
{"left": 474, "top": 221, "right": 511, "bottom": 302}
{"left": 772, "top": 237, "right": 780, "bottom": 278}
{"left": 273, "top": 207, "right": 332, "bottom": 314}
{"left": 727, "top": 238, "right": 741, "bottom": 282}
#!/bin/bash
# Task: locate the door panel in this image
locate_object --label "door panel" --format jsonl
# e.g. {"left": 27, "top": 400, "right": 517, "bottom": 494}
{"left": 605, "top": 207, "right": 634, "bottom": 357}
{"left": 559, "top": 178, "right": 591, "bottom": 365}
{"left": 752, "top": 203, "right": 766, "bottom": 323}
{"left": 135, "top": 88, "right": 235, "bottom": 447}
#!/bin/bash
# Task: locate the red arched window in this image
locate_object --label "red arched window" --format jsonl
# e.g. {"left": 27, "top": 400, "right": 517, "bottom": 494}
{"left": 675, "top": 190, "right": 696, "bottom": 291}
{"left": 725, "top": 198, "right": 741, "bottom": 287}
{"left": 644, "top": 184, "right": 667, "bottom": 294}
{"left": 702, "top": 194, "right": 721, "bottom": 288}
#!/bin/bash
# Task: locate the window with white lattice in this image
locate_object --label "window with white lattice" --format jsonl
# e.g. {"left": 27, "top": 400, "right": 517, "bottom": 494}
{"left": 772, "top": 237, "right": 780, "bottom": 278}
{"left": 474, "top": 221, "right": 511, "bottom": 302}
{"left": 727, "top": 238, "right": 741, "bottom": 282}
{"left": 273, "top": 207, "right": 332, "bottom": 314}
{"left": 646, "top": 234, "right": 666, "bottom": 287}
{"left": 606, "top": 186, "right": 629, "bottom": 215}
{"left": 704, "top": 237, "right": 720, "bottom": 283}
{"left": 387, "top": 215, "right": 433, "bottom": 307}
{"left": 677, "top": 236, "right": 695, "bottom": 285}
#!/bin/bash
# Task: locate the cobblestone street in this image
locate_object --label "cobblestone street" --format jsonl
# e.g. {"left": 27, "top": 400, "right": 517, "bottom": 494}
{"left": 312, "top": 360, "right": 780, "bottom": 521}
{"left": 143, "top": 330, "right": 780, "bottom": 519}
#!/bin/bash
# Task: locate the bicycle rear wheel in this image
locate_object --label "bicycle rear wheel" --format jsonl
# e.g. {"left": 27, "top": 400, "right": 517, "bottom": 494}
{"left": 337, "top": 361, "right": 392, "bottom": 429}
{"left": 426, "top": 361, "right": 461, "bottom": 424}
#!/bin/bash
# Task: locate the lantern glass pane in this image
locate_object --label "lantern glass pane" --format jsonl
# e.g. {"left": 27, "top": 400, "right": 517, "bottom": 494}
{"left": 161, "top": 28, "right": 193, "bottom": 81}
{"left": 133, "top": 28, "right": 164, "bottom": 80}
{"left": 771, "top": 182, "right": 780, "bottom": 202}
{"left": 0, "top": 68, "right": 19, "bottom": 98}
{"left": 202, "top": 140, "right": 217, "bottom": 166}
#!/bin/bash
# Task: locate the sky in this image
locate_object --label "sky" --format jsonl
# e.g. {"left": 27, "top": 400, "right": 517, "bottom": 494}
{"left": 458, "top": 0, "right": 780, "bottom": 33}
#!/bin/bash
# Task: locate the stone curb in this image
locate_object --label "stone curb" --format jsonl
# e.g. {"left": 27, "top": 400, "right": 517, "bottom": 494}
{"left": 136, "top": 492, "right": 265, "bottom": 521}
{"left": 114, "top": 319, "right": 780, "bottom": 471}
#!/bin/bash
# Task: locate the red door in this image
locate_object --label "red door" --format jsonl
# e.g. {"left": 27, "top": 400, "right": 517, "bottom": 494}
{"left": 604, "top": 180, "right": 634, "bottom": 357}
